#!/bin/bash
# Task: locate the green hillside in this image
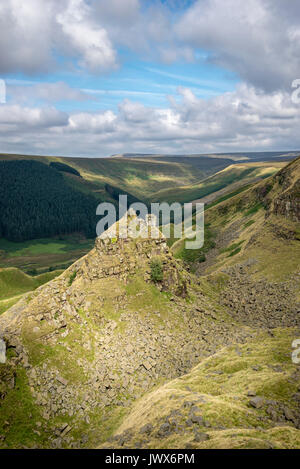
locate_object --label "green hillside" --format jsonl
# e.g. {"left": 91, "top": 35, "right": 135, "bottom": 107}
{"left": 102, "top": 329, "right": 300, "bottom": 449}
{"left": 100, "top": 157, "right": 300, "bottom": 450}
{"left": 0, "top": 153, "right": 209, "bottom": 201}
{"left": 172, "top": 156, "right": 300, "bottom": 282}
{"left": 0, "top": 267, "right": 61, "bottom": 300}
{"left": 0, "top": 267, "right": 62, "bottom": 315}
{"left": 0, "top": 157, "right": 299, "bottom": 449}
{"left": 152, "top": 162, "right": 284, "bottom": 204}
{"left": 0, "top": 160, "right": 98, "bottom": 242}
{"left": 0, "top": 235, "right": 94, "bottom": 274}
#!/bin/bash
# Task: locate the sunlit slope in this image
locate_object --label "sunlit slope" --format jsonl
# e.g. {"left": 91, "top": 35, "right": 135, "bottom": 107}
{"left": 172, "top": 157, "right": 300, "bottom": 281}
{"left": 100, "top": 157, "right": 300, "bottom": 450}
{"left": 0, "top": 154, "right": 209, "bottom": 201}
{"left": 0, "top": 267, "right": 62, "bottom": 315}
{"left": 101, "top": 329, "right": 300, "bottom": 449}
{"left": 151, "top": 162, "right": 285, "bottom": 204}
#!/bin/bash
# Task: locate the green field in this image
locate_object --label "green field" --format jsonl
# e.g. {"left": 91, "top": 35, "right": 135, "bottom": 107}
{"left": 0, "top": 267, "right": 63, "bottom": 315}
{"left": 0, "top": 235, "right": 94, "bottom": 274}
{"left": 151, "top": 163, "right": 283, "bottom": 204}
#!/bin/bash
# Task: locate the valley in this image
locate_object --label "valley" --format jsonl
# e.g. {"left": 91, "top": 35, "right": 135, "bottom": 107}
{"left": 0, "top": 155, "right": 299, "bottom": 449}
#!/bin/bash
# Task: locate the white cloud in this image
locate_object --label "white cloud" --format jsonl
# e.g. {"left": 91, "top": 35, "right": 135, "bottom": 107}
{"left": 0, "top": 104, "right": 68, "bottom": 129}
{"left": 56, "top": 0, "right": 117, "bottom": 73}
{"left": 8, "top": 81, "right": 94, "bottom": 104}
{"left": 0, "top": 0, "right": 299, "bottom": 87}
{"left": 0, "top": 85, "right": 299, "bottom": 156}
{"left": 176, "top": 0, "right": 300, "bottom": 92}
{"left": 69, "top": 110, "right": 116, "bottom": 132}
{"left": 0, "top": 0, "right": 300, "bottom": 157}
{"left": 0, "top": 0, "right": 55, "bottom": 74}
{"left": 91, "top": 0, "right": 194, "bottom": 64}
{"left": 91, "top": 0, "right": 140, "bottom": 26}
{"left": 0, "top": 0, "right": 118, "bottom": 75}
{"left": 0, "top": 0, "right": 188, "bottom": 75}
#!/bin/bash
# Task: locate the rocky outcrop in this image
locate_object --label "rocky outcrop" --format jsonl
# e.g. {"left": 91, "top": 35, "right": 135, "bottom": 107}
{"left": 220, "top": 262, "right": 299, "bottom": 328}
{"left": 0, "top": 215, "right": 250, "bottom": 448}
{"left": 268, "top": 157, "right": 300, "bottom": 222}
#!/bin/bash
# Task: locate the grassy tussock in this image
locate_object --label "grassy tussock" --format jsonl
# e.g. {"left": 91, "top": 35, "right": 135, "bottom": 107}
{"left": 104, "top": 329, "right": 300, "bottom": 449}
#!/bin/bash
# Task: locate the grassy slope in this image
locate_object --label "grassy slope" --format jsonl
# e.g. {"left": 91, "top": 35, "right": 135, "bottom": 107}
{"left": 100, "top": 158, "right": 300, "bottom": 450}
{"left": 0, "top": 267, "right": 62, "bottom": 314}
{"left": 0, "top": 158, "right": 299, "bottom": 449}
{"left": 0, "top": 153, "right": 207, "bottom": 202}
{"left": 151, "top": 162, "right": 284, "bottom": 204}
{"left": 0, "top": 236, "right": 94, "bottom": 274}
{"left": 103, "top": 329, "right": 300, "bottom": 449}
{"left": 0, "top": 253, "right": 197, "bottom": 448}
{"left": 0, "top": 155, "right": 285, "bottom": 276}
{"left": 0, "top": 153, "right": 224, "bottom": 273}
{"left": 172, "top": 158, "right": 300, "bottom": 282}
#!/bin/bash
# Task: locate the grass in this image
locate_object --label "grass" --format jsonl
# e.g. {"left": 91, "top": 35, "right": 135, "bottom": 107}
{"left": 103, "top": 328, "right": 300, "bottom": 449}
{"left": 0, "top": 267, "right": 62, "bottom": 316}
{"left": 150, "top": 259, "right": 164, "bottom": 283}
{"left": 244, "top": 202, "right": 264, "bottom": 216}
{"left": 0, "top": 366, "right": 46, "bottom": 448}
{"left": 0, "top": 267, "right": 61, "bottom": 301}
{"left": 243, "top": 219, "right": 255, "bottom": 229}
{"left": 0, "top": 294, "right": 24, "bottom": 315}
{"left": 151, "top": 163, "right": 282, "bottom": 204}
{"left": 220, "top": 240, "right": 245, "bottom": 257}
{"left": 0, "top": 235, "right": 94, "bottom": 273}
{"left": 173, "top": 225, "right": 216, "bottom": 266}
{"left": 68, "top": 270, "right": 77, "bottom": 286}
{"left": 0, "top": 236, "right": 93, "bottom": 257}
{"left": 207, "top": 184, "right": 252, "bottom": 208}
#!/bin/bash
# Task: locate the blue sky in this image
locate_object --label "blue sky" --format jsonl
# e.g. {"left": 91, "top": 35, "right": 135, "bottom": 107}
{"left": 0, "top": 0, "right": 299, "bottom": 157}
{"left": 6, "top": 57, "right": 238, "bottom": 112}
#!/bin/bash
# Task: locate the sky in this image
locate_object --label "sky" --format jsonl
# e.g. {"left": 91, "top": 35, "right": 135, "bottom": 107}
{"left": 0, "top": 0, "right": 300, "bottom": 157}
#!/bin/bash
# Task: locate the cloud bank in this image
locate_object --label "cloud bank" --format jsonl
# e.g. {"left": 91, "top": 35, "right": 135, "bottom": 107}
{"left": 1, "top": 85, "right": 299, "bottom": 156}
{"left": 0, "top": 0, "right": 299, "bottom": 156}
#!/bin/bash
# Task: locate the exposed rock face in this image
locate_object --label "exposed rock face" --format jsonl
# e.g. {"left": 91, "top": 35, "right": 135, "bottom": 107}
{"left": 0, "top": 339, "right": 6, "bottom": 364}
{"left": 268, "top": 156, "right": 300, "bottom": 222}
{"left": 0, "top": 216, "right": 250, "bottom": 448}
{"left": 220, "top": 263, "right": 300, "bottom": 328}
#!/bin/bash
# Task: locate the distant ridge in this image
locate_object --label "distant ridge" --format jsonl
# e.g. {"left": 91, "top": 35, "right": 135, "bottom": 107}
{"left": 110, "top": 151, "right": 300, "bottom": 162}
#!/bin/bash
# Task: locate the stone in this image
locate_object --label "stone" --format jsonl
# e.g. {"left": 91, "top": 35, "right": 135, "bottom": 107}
{"left": 191, "top": 415, "right": 204, "bottom": 425}
{"left": 284, "top": 408, "right": 294, "bottom": 421}
{"left": 0, "top": 339, "right": 6, "bottom": 364}
{"left": 193, "top": 432, "right": 210, "bottom": 442}
{"left": 57, "top": 376, "right": 68, "bottom": 386}
{"left": 249, "top": 397, "right": 264, "bottom": 409}
{"left": 61, "top": 424, "right": 72, "bottom": 437}
{"left": 139, "top": 424, "right": 153, "bottom": 435}
{"left": 157, "top": 422, "right": 171, "bottom": 437}
{"left": 142, "top": 360, "right": 152, "bottom": 371}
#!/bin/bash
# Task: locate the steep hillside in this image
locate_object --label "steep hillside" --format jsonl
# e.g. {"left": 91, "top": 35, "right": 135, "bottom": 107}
{"left": 101, "top": 157, "right": 300, "bottom": 449}
{"left": 0, "top": 268, "right": 61, "bottom": 301}
{"left": 0, "top": 268, "right": 62, "bottom": 315}
{"left": 102, "top": 329, "right": 300, "bottom": 449}
{"left": 0, "top": 215, "right": 250, "bottom": 449}
{"left": 0, "top": 157, "right": 299, "bottom": 450}
{"left": 0, "top": 160, "right": 99, "bottom": 242}
{"left": 151, "top": 162, "right": 283, "bottom": 204}
{"left": 0, "top": 236, "right": 94, "bottom": 276}
{"left": 172, "top": 156, "right": 300, "bottom": 280}
{"left": 0, "top": 153, "right": 211, "bottom": 201}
